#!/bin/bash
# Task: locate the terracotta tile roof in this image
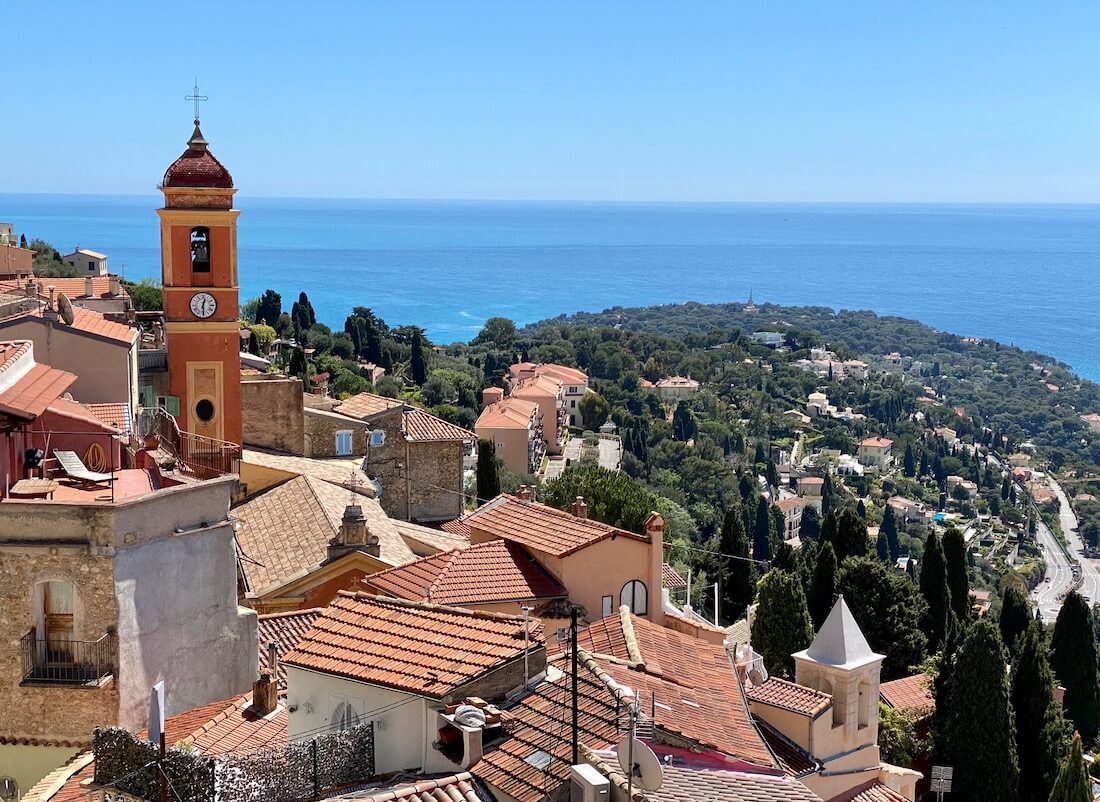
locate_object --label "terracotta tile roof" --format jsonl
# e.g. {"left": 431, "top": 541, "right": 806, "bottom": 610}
{"left": 575, "top": 611, "right": 775, "bottom": 769}
{"left": 648, "top": 764, "right": 821, "bottom": 802}
{"left": 464, "top": 495, "right": 646, "bottom": 558}
{"left": 0, "top": 277, "right": 128, "bottom": 300}
{"left": 474, "top": 398, "right": 539, "bottom": 430}
{"left": 162, "top": 139, "right": 234, "bottom": 188}
{"left": 512, "top": 373, "right": 563, "bottom": 398}
{"left": 776, "top": 497, "right": 806, "bottom": 511}
{"left": 282, "top": 593, "right": 539, "bottom": 699}
{"left": 82, "top": 402, "right": 131, "bottom": 431}
{"left": 661, "top": 563, "right": 687, "bottom": 590}
{"left": 258, "top": 608, "right": 324, "bottom": 687}
{"left": 755, "top": 720, "right": 818, "bottom": 777}
{"left": 394, "top": 519, "right": 470, "bottom": 555}
{"left": 532, "top": 363, "right": 588, "bottom": 386}
{"left": 440, "top": 517, "right": 473, "bottom": 539}
{"left": 305, "top": 473, "right": 417, "bottom": 565}
{"left": 859, "top": 437, "right": 894, "bottom": 448}
{"left": 593, "top": 657, "right": 776, "bottom": 768}
{"left": 47, "top": 397, "right": 121, "bottom": 432}
{"left": 234, "top": 474, "right": 339, "bottom": 593}
{"left": 474, "top": 656, "right": 624, "bottom": 801}
{"left": 335, "top": 391, "right": 404, "bottom": 420}
{"left": 828, "top": 780, "right": 908, "bottom": 802}
{"left": 330, "top": 773, "right": 490, "bottom": 802}
{"left": 186, "top": 694, "right": 288, "bottom": 755}
{"left": 747, "top": 677, "right": 832, "bottom": 718}
{"left": 363, "top": 540, "right": 567, "bottom": 606}
{"left": 0, "top": 359, "right": 77, "bottom": 420}
{"left": 29, "top": 694, "right": 285, "bottom": 802}
{"left": 403, "top": 407, "right": 475, "bottom": 442}
{"left": 879, "top": 673, "right": 934, "bottom": 716}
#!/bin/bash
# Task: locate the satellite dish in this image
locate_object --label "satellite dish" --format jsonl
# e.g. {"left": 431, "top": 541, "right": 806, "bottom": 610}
{"left": 617, "top": 736, "right": 663, "bottom": 791}
{"left": 57, "top": 292, "right": 75, "bottom": 325}
{"left": 0, "top": 777, "right": 19, "bottom": 802}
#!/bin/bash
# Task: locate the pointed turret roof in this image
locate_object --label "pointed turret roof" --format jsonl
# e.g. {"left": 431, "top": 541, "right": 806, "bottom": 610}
{"left": 793, "top": 596, "right": 883, "bottom": 670}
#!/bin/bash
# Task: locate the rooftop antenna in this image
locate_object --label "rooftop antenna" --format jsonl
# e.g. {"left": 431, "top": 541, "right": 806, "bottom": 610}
{"left": 185, "top": 79, "right": 208, "bottom": 125}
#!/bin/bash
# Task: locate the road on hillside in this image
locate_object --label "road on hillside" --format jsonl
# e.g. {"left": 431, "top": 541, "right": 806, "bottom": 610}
{"left": 1031, "top": 477, "right": 1100, "bottom": 620}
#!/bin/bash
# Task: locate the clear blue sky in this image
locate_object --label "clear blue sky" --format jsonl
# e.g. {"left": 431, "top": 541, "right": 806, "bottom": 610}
{"left": 8, "top": 1, "right": 1099, "bottom": 201}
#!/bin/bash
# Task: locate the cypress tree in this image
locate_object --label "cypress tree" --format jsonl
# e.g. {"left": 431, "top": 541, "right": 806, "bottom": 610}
{"left": 1012, "top": 622, "right": 1066, "bottom": 802}
{"left": 949, "top": 620, "right": 1019, "bottom": 802}
{"left": 835, "top": 508, "right": 870, "bottom": 563}
{"left": 800, "top": 505, "right": 821, "bottom": 542}
{"left": 931, "top": 614, "right": 967, "bottom": 766}
{"left": 475, "top": 439, "right": 500, "bottom": 506}
{"left": 999, "top": 582, "right": 1031, "bottom": 655}
{"left": 410, "top": 332, "right": 428, "bottom": 385}
{"left": 919, "top": 531, "right": 951, "bottom": 651}
{"left": 1048, "top": 733, "right": 1091, "bottom": 802}
{"left": 247, "top": 329, "right": 260, "bottom": 356}
{"left": 903, "top": 442, "right": 916, "bottom": 477}
{"left": 919, "top": 449, "right": 929, "bottom": 477}
{"left": 750, "top": 570, "right": 813, "bottom": 680}
{"left": 752, "top": 496, "right": 772, "bottom": 561}
{"left": 942, "top": 527, "right": 970, "bottom": 620}
{"left": 808, "top": 541, "right": 837, "bottom": 630}
{"left": 857, "top": 498, "right": 867, "bottom": 519}
{"left": 821, "top": 473, "right": 834, "bottom": 516}
{"left": 718, "top": 506, "right": 754, "bottom": 622}
{"left": 881, "top": 505, "right": 900, "bottom": 561}
{"left": 288, "top": 346, "right": 307, "bottom": 381}
{"left": 1050, "top": 591, "right": 1100, "bottom": 743}
{"left": 837, "top": 557, "right": 928, "bottom": 679}
{"left": 876, "top": 530, "right": 890, "bottom": 562}
{"left": 820, "top": 510, "right": 838, "bottom": 553}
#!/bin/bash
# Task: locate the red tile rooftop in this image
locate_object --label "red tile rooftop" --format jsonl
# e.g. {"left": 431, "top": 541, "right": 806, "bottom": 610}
{"left": 747, "top": 677, "right": 832, "bottom": 718}
{"left": 879, "top": 673, "right": 934, "bottom": 716}
{"left": 827, "top": 780, "right": 909, "bottom": 802}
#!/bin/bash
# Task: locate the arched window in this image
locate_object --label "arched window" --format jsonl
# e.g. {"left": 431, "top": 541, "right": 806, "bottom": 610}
{"left": 190, "top": 227, "right": 211, "bottom": 274}
{"left": 620, "top": 580, "right": 648, "bottom": 615}
{"left": 329, "top": 700, "right": 361, "bottom": 732}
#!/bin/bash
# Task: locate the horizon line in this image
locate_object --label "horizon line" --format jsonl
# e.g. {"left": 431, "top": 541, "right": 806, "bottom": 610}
{"left": 2, "top": 191, "right": 1100, "bottom": 207}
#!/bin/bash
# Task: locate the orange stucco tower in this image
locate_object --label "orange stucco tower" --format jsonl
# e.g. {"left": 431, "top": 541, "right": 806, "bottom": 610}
{"left": 156, "top": 118, "right": 242, "bottom": 446}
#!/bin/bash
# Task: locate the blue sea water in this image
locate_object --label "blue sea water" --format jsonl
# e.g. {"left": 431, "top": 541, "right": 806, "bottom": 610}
{"left": 3, "top": 194, "right": 1098, "bottom": 381}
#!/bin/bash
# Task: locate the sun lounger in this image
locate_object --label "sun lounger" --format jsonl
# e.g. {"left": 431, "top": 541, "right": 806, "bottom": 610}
{"left": 53, "top": 450, "right": 116, "bottom": 487}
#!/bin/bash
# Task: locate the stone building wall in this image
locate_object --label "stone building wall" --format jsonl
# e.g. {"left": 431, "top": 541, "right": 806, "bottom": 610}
{"left": 356, "top": 408, "right": 407, "bottom": 520}
{"left": 241, "top": 376, "right": 305, "bottom": 453}
{"left": 407, "top": 440, "right": 465, "bottom": 522}
{"left": 303, "top": 408, "right": 373, "bottom": 458}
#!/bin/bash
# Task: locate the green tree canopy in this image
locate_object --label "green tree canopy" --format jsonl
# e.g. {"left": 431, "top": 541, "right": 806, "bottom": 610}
{"left": 255, "top": 289, "right": 282, "bottom": 326}
{"left": 999, "top": 582, "right": 1032, "bottom": 656}
{"left": 880, "top": 505, "right": 900, "bottom": 561}
{"left": 717, "top": 505, "right": 754, "bottom": 622}
{"left": 1012, "top": 622, "right": 1067, "bottom": 802}
{"left": 808, "top": 541, "right": 837, "bottom": 630}
{"left": 752, "top": 495, "right": 772, "bottom": 562}
{"left": 920, "top": 531, "right": 952, "bottom": 652}
{"left": 410, "top": 332, "right": 428, "bottom": 385}
{"left": 544, "top": 464, "right": 657, "bottom": 534}
{"left": 949, "top": 619, "right": 1019, "bottom": 802}
{"left": 472, "top": 316, "right": 518, "bottom": 350}
{"left": 475, "top": 439, "right": 501, "bottom": 506}
{"left": 1047, "top": 733, "right": 1091, "bottom": 802}
{"left": 750, "top": 569, "right": 813, "bottom": 680}
{"left": 942, "top": 527, "right": 971, "bottom": 620}
{"left": 800, "top": 504, "right": 822, "bottom": 542}
{"left": 1050, "top": 591, "right": 1100, "bottom": 743}
{"left": 837, "top": 557, "right": 928, "bottom": 679}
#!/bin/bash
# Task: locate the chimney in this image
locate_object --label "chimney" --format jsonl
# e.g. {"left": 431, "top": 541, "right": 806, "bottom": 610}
{"left": 252, "top": 642, "right": 279, "bottom": 715}
{"left": 108, "top": 275, "right": 121, "bottom": 297}
{"left": 84, "top": 276, "right": 94, "bottom": 297}
{"left": 43, "top": 286, "right": 58, "bottom": 321}
{"left": 644, "top": 513, "right": 666, "bottom": 627}
{"left": 571, "top": 496, "right": 588, "bottom": 519}
{"left": 482, "top": 386, "right": 504, "bottom": 405}
{"left": 341, "top": 502, "right": 367, "bottom": 546}
{"left": 516, "top": 484, "right": 532, "bottom": 502}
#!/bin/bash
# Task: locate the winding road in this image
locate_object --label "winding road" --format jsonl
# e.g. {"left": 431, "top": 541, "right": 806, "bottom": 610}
{"left": 1031, "top": 477, "right": 1100, "bottom": 621}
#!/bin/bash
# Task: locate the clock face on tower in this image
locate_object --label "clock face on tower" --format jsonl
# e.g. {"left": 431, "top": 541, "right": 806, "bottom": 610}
{"left": 189, "top": 292, "right": 217, "bottom": 319}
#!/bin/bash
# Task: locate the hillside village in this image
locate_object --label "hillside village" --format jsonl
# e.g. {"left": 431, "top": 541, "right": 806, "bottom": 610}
{"left": 2, "top": 119, "right": 1100, "bottom": 802}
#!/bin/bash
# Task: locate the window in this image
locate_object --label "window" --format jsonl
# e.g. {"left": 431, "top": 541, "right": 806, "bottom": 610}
{"left": 190, "top": 227, "right": 211, "bottom": 273}
{"left": 195, "top": 399, "right": 215, "bottom": 423}
{"left": 601, "top": 595, "right": 614, "bottom": 617}
{"left": 335, "top": 430, "right": 353, "bottom": 456}
{"left": 329, "top": 697, "right": 362, "bottom": 732}
{"left": 570, "top": 399, "right": 576, "bottom": 408}
{"left": 620, "top": 580, "right": 648, "bottom": 615}
{"left": 40, "top": 581, "right": 75, "bottom": 662}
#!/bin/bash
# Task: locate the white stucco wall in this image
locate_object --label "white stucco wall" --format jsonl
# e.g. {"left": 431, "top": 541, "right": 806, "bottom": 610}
{"left": 286, "top": 666, "right": 428, "bottom": 775}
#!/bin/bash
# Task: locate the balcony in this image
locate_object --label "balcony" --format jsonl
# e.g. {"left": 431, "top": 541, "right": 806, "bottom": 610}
{"left": 20, "top": 629, "right": 116, "bottom": 686}
{"left": 138, "top": 348, "right": 167, "bottom": 371}
{"left": 137, "top": 406, "right": 240, "bottom": 478}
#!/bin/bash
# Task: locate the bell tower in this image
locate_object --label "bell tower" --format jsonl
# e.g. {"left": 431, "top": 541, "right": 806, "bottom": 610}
{"left": 156, "top": 96, "right": 242, "bottom": 447}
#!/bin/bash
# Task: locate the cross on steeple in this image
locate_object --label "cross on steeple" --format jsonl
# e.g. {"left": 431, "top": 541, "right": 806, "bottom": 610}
{"left": 185, "top": 80, "right": 208, "bottom": 125}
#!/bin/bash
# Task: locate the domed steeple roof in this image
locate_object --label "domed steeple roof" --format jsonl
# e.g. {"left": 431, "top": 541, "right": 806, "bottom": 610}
{"left": 161, "top": 122, "right": 234, "bottom": 189}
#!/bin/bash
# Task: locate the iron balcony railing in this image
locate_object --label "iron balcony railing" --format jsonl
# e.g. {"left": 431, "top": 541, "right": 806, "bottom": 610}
{"left": 138, "top": 406, "right": 240, "bottom": 478}
{"left": 20, "top": 629, "right": 116, "bottom": 685}
{"left": 137, "top": 348, "right": 167, "bottom": 370}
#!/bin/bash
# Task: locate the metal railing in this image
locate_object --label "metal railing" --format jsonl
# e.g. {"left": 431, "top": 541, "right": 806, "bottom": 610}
{"left": 20, "top": 629, "right": 116, "bottom": 685}
{"left": 137, "top": 406, "right": 240, "bottom": 478}
{"left": 137, "top": 349, "right": 167, "bottom": 370}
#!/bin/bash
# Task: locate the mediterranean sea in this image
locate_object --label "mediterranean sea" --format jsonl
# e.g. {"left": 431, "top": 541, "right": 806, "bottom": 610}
{"left": 3, "top": 194, "right": 1097, "bottom": 381}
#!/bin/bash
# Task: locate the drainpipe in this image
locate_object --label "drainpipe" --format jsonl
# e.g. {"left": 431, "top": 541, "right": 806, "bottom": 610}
{"left": 522, "top": 606, "right": 532, "bottom": 687}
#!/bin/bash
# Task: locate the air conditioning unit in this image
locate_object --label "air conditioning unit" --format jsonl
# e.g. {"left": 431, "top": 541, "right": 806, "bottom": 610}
{"left": 369, "top": 430, "right": 386, "bottom": 447}
{"left": 570, "top": 764, "right": 610, "bottom": 802}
